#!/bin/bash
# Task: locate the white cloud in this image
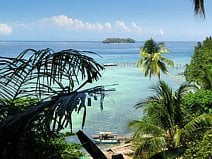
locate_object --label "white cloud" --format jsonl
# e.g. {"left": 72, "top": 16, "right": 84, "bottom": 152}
{"left": 30, "top": 16, "right": 164, "bottom": 37}
{"left": 39, "top": 15, "right": 112, "bottom": 31}
{"left": 4, "top": 15, "right": 166, "bottom": 40}
{"left": 115, "top": 20, "right": 131, "bottom": 32}
{"left": 12, "top": 21, "right": 27, "bottom": 27}
{"left": 105, "top": 22, "right": 112, "bottom": 29}
{"left": 131, "top": 22, "right": 143, "bottom": 33}
{"left": 0, "top": 23, "right": 12, "bottom": 35}
{"left": 131, "top": 22, "right": 141, "bottom": 30}
{"left": 52, "top": 15, "right": 73, "bottom": 26}
{"left": 160, "top": 28, "right": 164, "bottom": 35}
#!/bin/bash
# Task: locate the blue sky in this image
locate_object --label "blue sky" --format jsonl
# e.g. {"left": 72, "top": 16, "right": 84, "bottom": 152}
{"left": 0, "top": 0, "right": 211, "bottom": 41}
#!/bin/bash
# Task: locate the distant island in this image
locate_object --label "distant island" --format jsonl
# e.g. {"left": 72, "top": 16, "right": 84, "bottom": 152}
{"left": 102, "top": 38, "right": 135, "bottom": 43}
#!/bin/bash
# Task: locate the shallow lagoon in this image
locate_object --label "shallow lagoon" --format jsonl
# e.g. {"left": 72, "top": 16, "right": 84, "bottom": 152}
{"left": 0, "top": 41, "right": 196, "bottom": 136}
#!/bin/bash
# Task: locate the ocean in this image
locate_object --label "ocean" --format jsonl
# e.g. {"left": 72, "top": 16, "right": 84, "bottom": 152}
{"left": 0, "top": 41, "right": 196, "bottom": 137}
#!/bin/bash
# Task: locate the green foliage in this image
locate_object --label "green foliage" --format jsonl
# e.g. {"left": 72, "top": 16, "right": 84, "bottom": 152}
{"left": 130, "top": 81, "right": 211, "bottom": 158}
{"left": 49, "top": 136, "right": 84, "bottom": 159}
{"left": 102, "top": 37, "right": 135, "bottom": 43}
{"left": 13, "top": 97, "right": 39, "bottom": 109}
{"left": 130, "top": 81, "right": 193, "bottom": 158}
{"left": 137, "top": 39, "right": 174, "bottom": 79}
{"left": 184, "top": 37, "right": 212, "bottom": 89}
{"left": 11, "top": 132, "right": 84, "bottom": 159}
{"left": 0, "top": 96, "right": 84, "bottom": 159}
{"left": 142, "top": 39, "right": 157, "bottom": 54}
{"left": 177, "top": 114, "right": 212, "bottom": 145}
{"left": 0, "top": 48, "right": 110, "bottom": 158}
{"left": 182, "top": 89, "right": 212, "bottom": 117}
{"left": 0, "top": 97, "right": 39, "bottom": 123}
{"left": 133, "top": 136, "right": 167, "bottom": 159}
{"left": 0, "top": 97, "right": 83, "bottom": 158}
{"left": 183, "top": 130, "right": 212, "bottom": 159}
{"left": 149, "top": 146, "right": 186, "bottom": 159}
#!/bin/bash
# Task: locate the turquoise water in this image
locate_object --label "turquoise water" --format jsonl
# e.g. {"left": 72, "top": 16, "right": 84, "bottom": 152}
{"left": 0, "top": 41, "right": 196, "bottom": 137}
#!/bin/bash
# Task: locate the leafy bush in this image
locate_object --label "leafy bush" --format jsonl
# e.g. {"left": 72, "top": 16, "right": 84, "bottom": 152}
{"left": 182, "top": 89, "right": 212, "bottom": 117}
{"left": 183, "top": 130, "right": 212, "bottom": 159}
{"left": 184, "top": 37, "right": 212, "bottom": 89}
{"left": 43, "top": 136, "right": 84, "bottom": 159}
{"left": 0, "top": 97, "right": 84, "bottom": 159}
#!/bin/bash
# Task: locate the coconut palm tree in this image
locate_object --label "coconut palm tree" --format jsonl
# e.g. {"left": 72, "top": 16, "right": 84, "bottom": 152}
{"left": 137, "top": 39, "right": 174, "bottom": 79}
{"left": 129, "top": 80, "right": 211, "bottom": 158}
{"left": 0, "top": 48, "right": 113, "bottom": 158}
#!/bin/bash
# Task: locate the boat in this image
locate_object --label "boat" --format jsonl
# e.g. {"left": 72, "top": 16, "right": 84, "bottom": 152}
{"left": 92, "top": 132, "right": 120, "bottom": 144}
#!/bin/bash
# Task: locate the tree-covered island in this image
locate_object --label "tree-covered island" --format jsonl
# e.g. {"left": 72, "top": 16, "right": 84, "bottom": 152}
{"left": 102, "top": 38, "right": 135, "bottom": 43}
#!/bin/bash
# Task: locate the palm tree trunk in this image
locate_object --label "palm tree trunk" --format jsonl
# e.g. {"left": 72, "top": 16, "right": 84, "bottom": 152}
{"left": 76, "top": 130, "right": 107, "bottom": 159}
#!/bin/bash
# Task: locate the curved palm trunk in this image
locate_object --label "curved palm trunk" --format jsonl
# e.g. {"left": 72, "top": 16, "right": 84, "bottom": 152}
{"left": 76, "top": 130, "right": 107, "bottom": 159}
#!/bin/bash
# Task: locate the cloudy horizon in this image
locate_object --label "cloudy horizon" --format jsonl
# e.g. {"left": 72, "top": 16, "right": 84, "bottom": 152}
{"left": 0, "top": 0, "right": 211, "bottom": 41}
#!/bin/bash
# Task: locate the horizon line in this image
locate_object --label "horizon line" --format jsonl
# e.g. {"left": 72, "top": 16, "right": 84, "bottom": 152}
{"left": 0, "top": 40, "right": 199, "bottom": 42}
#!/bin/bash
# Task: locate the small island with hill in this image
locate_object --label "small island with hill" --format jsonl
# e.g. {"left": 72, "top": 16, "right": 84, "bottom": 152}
{"left": 102, "top": 38, "right": 135, "bottom": 43}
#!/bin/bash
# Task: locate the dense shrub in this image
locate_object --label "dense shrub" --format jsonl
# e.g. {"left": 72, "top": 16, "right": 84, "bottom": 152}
{"left": 182, "top": 89, "right": 212, "bottom": 117}
{"left": 184, "top": 37, "right": 212, "bottom": 89}
{"left": 183, "top": 130, "right": 212, "bottom": 159}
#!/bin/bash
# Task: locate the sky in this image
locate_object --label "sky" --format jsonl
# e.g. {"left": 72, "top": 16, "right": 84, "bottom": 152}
{"left": 0, "top": 0, "right": 212, "bottom": 41}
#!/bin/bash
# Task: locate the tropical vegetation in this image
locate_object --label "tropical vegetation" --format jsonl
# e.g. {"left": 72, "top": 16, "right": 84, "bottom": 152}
{"left": 102, "top": 38, "right": 135, "bottom": 43}
{"left": 131, "top": 37, "right": 212, "bottom": 158}
{"left": 137, "top": 39, "right": 174, "bottom": 79}
{"left": 0, "top": 48, "right": 110, "bottom": 158}
{"left": 182, "top": 89, "right": 212, "bottom": 117}
{"left": 130, "top": 81, "right": 212, "bottom": 159}
{"left": 0, "top": 1, "right": 208, "bottom": 158}
{"left": 184, "top": 37, "right": 212, "bottom": 90}
{"left": 183, "top": 129, "right": 212, "bottom": 158}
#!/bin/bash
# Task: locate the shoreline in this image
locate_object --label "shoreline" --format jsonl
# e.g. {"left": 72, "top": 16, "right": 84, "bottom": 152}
{"left": 104, "top": 142, "right": 133, "bottom": 159}
{"left": 83, "top": 137, "right": 133, "bottom": 159}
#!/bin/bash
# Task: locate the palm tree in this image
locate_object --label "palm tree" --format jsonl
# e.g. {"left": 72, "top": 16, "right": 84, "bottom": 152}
{"left": 137, "top": 39, "right": 174, "bottom": 79}
{"left": 200, "top": 68, "right": 212, "bottom": 90}
{"left": 129, "top": 80, "right": 211, "bottom": 158}
{"left": 0, "top": 48, "right": 112, "bottom": 158}
{"left": 193, "top": 0, "right": 205, "bottom": 17}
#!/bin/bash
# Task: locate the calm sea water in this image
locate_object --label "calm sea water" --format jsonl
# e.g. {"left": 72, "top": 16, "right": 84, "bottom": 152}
{"left": 0, "top": 41, "right": 197, "bottom": 136}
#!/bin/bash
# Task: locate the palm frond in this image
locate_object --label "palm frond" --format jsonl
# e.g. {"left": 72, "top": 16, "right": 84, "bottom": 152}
{"left": 149, "top": 146, "right": 186, "bottom": 159}
{"left": 133, "top": 136, "right": 167, "bottom": 159}
{"left": 0, "top": 48, "right": 114, "bottom": 157}
{"left": 159, "top": 56, "right": 174, "bottom": 67}
{"left": 175, "top": 114, "right": 212, "bottom": 146}
{"left": 201, "top": 68, "right": 212, "bottom": 89}
{"left": 158, "top": 61, "right": 169, "bottom": 75}
{"left": 182, "top": 113, "right": 212, "bottom": 136}
{"left": 157, "top": 43, "right": 171, "bottom": 54}
{"left": 0, "top": 48, "right": 104, "bottom": 101}
{"left": 129, "top": 120, "right": 165, "bottom": 140}
{"left": 175, "top": 83, "right": 198, "bottom": 101}
{"left": 193, "top": 0, "right": 205, "bottom": 17}
{"left": 137, "top": 39, "right": 174, "bottom": 79}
